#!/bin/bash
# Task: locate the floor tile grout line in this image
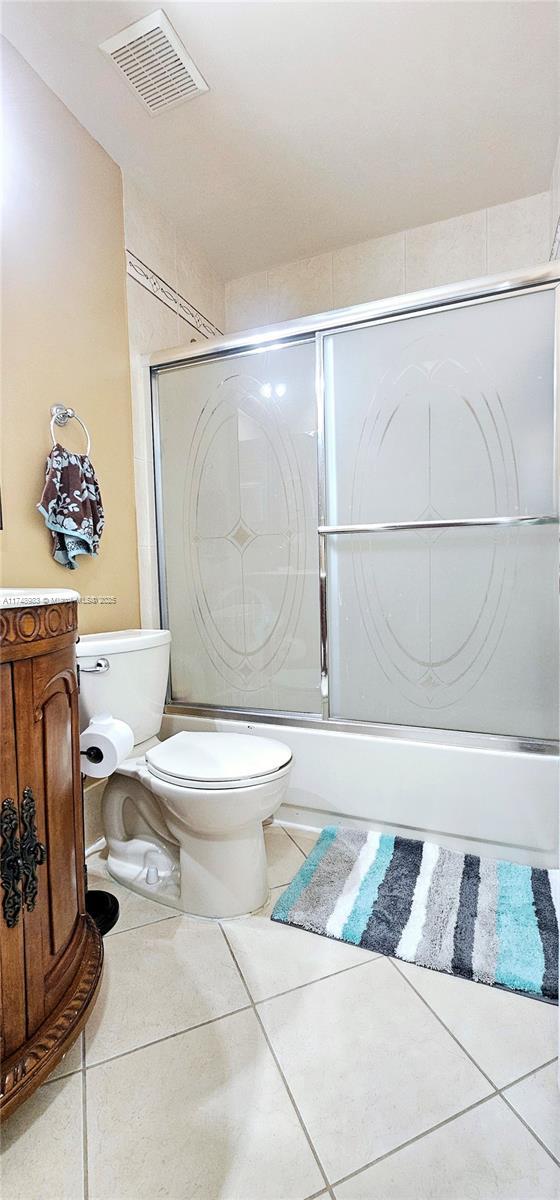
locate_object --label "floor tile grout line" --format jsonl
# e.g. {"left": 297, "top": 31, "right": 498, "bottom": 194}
{"left": 281, "top": 825, "right": 312, "bottom": 858}
{"left": 390, "top": 957, "right": 559, "bottom": 1098}
{"left": 218, "top": 921, "right": 336, "bottom": 1200}
{"left": 83, "top": 1003, "right": 253, "bottom": 1073}
{"left": 252, "top": 952, "right": 384, "bottom": 1007}
{"left": 80, "top": 919, "right": 377, "bottom": 1072}
{"left": 329, "top": 1092, "right": 498, "bottom": 1191}
{"left": 106, "top": 913, "right": 179, "bottom": 938}
{"left": 500, "top": 1089, "right": 560, "bottom": 1170}
{"left": 388, "top": 958, "right": 560, "bottom": 1172}
{"left": 497, "top": 1058, "right": 560, "bottom": 1095}
{"left": 60, "top": 1036, "right": 559, "bottom": 1105}
{"left": 330, "top": 1077, "right": 560, "bottom": 1195}
{"left": 56, "top": 958, "right": 380, "bottom": 1078}
{"left": 500, "top": 1056, "right": 558, "bottom": 1092}
{"left": 81, "top": 1067, "right": 90, "bottom": 1200}
{"left": 250, "top": 1011, "right": 335, "bottom": 1200}
{"left": 388, "top": 957, "right": 500, "bottom": 1092}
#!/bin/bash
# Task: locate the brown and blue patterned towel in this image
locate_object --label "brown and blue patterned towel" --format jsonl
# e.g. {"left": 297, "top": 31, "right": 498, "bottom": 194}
{"left": 272, "top": 826, "right": 559, "bottom": 1002}
{"left": 37, "top": 443, "right": 104, "bottom": 570}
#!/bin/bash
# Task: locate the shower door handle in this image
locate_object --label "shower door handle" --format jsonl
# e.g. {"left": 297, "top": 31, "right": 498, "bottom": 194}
{"left": 318, "top": 514, "right": 558, "bottom": 535}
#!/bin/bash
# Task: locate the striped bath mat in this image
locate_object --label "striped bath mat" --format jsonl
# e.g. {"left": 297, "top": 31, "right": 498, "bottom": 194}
{"left": 272, "top": 827, "right": 559, "bottom": 1002}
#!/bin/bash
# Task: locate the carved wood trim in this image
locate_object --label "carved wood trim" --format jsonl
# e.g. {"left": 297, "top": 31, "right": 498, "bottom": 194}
{"left": 0, "top": 916, "right": 103, "bottom": 1120}
{"left": 0, "top": 603, "right": 77, "bottom": 648}
{"left": 33, "top": 669, "right": 78, "bottom": 721}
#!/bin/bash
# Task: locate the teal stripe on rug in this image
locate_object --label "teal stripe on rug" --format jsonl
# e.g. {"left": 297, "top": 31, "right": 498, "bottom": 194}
{"left": 342, "top": 834, "right": 396, "bottom": 945}
{"left": 272, "top": 826, "right": 338, "bottom": 922}
{"left": 495, "top": 860, "right": 545, "bottom": 995}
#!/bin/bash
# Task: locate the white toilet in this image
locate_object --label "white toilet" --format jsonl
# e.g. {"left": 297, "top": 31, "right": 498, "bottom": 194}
{"left": 76, "top": 629, "right": 292, "bottom": 918}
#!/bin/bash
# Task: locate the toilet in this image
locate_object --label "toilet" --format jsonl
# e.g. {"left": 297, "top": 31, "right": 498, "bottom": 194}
{"left": 76, "top": 629, "right": 292, "bottom": 918}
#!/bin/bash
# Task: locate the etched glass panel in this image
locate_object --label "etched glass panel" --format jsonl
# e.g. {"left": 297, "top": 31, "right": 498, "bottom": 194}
{"left": 157, "top": 341, "right": 321, "bottom": 712}
{"left": 324, "top": 289, "right": 558, "bottom": 737}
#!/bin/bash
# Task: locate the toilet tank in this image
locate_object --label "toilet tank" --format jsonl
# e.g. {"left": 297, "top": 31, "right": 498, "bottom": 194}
{"left": 76, "top": 629, "right": 171, "bottom": 745}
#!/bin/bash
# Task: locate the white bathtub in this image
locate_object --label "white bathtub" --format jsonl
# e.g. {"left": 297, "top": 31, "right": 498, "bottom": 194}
{"left": 161, "top": 713, "right": 558, "bottom": 869}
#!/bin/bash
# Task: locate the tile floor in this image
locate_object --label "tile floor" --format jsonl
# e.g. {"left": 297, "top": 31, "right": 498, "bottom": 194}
{"left": 3, "top": 824, "right": 559, "bottom": 1200}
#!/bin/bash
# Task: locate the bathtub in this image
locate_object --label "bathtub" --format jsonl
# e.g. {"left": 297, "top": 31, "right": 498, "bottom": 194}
{"left": 161, "top": 712, "right": 558, "bottom": 869}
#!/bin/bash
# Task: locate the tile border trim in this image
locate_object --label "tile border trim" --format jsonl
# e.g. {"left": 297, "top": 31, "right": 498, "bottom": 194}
{"left": 126, "top": 249, "right": 222, "bottom": 337}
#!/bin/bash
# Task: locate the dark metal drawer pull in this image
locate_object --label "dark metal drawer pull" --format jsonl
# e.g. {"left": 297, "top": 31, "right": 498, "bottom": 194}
{"left": 0, "top": 798, "right": 23, "bottom": 928}
{"left": 20, "top": 787, "right": 46, "bottom": 913}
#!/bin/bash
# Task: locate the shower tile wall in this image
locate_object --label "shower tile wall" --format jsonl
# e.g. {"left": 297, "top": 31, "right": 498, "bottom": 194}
{"left": 267, "top": 252, "right": 334, "bottom": 324}
{"left": 124, "top": 176, "right": 225, "bottom": 333}
{"left": 551, "top": 137, "right": 560, "bottom": 256}
{"left": 225, "top": 191, "right": 554, "bottom": 332}
{"left": 333, "top": 232, "right": 405, "bottom": 309}
{"left": 487, "top": 193, "right": 552, "bottom": 275}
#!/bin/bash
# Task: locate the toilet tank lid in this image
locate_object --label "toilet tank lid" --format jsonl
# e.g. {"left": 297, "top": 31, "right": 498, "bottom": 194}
{"left": 146, "top": 732, "right": 292, "bottom": 785}
{"left": 76, "top": 629, "right": 171, "bottom": 657}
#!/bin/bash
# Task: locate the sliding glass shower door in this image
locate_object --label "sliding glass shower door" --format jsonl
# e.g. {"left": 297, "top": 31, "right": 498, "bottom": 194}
{"left": 153, "top": 272, "right": 558, "bottom": 743}
{"left": 323, "top": 288, "right": 558, "bottom": 738}
{"left": 155, "top": 341, "right": 321, "bottom": 713}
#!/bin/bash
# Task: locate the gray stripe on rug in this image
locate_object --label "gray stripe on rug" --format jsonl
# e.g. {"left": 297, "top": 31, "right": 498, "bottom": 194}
{"left": 415, "top": 847, "right": 465, "bottom": 972}
{"left": 471, "top": 857, "right": 499, "bottom": 985}
{"left": 532, "top": 869, "right": 559, "bottom": 1001}
{"left": 288, "top": 827, "right": 367, "bottom": 932}
{"left": 361, "top": 836, "right": 424, "bottom": 955}
{"left": 451, "top": 854, "right": 480, "bottom": 981}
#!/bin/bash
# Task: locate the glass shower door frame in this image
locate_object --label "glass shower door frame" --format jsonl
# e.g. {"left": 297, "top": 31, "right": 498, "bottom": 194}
{"left": 151, "top": 265, "right": 560, "bottom": 755}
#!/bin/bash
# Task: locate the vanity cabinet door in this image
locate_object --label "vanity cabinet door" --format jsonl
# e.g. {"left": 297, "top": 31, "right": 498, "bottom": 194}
{"left": 13, "top": 644, "right": 86, "bottom": 1034}
{"left": 0, "top": 663, "right": 27, "bottom": 1060}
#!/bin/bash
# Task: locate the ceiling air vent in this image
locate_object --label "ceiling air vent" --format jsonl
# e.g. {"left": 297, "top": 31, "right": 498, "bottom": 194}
{"left": 100, "top": 9, "right": 208, "bottom": 116}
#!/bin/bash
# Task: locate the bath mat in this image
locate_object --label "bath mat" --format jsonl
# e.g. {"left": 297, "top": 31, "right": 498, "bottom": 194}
{"left": 272, "top": 827, "right": 559, "bottom": 1002}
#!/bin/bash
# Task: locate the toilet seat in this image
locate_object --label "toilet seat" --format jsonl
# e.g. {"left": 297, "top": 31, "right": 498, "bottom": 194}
{"left": 145, "top": 731, "right": 292, "bottom": 790}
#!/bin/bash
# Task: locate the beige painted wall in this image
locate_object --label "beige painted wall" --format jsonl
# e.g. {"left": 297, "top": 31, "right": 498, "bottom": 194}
{"left": 1, "top": 40, "right": 140, "bottom": 634}
{"left": 225, "top": 191, "right": 554, "bottom": 332}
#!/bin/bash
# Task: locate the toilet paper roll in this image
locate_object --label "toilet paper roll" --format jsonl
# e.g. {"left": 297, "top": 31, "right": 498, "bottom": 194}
{"left": 79, "top": 712, "right": 134, "bottom": 778}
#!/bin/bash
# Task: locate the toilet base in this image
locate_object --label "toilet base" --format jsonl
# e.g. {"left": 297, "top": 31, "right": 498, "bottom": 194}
{"left": 176, "top": 819, "right": 269, "bottom": 918}
{"left": 101, "top": 751, "right": 290, "bottom": 919}
{"left": 106, "top": 846, "right": 184, "bottom": 913}
{"left": 105, "top": 851, "right": 270, "bottom": 920}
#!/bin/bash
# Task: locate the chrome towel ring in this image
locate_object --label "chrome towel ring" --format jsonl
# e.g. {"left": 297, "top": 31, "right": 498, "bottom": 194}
{"left": 50, "top": 405, "right": 91, "bottom": 456}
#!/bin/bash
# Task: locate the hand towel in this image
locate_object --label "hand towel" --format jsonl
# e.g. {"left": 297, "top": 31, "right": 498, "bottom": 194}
{"left": 37, "top": 444, "right": 104, "bottom": 569}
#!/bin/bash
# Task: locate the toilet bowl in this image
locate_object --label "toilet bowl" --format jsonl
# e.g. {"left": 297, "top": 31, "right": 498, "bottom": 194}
{"left": 77, "top": 630, "right": 292, "bottom": 918}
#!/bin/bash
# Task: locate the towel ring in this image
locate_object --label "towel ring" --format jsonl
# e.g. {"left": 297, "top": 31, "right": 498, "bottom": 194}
{"left": 50, "top": 406, "right": 91, "bottom": 456}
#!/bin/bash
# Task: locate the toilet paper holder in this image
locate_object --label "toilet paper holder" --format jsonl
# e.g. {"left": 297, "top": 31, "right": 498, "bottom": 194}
{"left": 81, "top": 746, "right": 104, "bottom": 764}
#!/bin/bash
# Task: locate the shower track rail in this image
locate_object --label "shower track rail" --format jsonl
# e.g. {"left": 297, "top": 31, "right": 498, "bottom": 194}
{"left": 318, "top": 514, "right": 558, "bottom": 535}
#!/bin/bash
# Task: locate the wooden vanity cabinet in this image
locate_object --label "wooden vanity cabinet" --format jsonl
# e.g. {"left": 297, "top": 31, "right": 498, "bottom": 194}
{"left": 0, "top": 600, "right": 103, "bottom": 1119}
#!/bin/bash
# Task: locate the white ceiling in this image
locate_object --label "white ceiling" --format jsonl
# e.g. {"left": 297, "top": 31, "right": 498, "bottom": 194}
{"left": 3, "top": 1, "right": 559, "bottom": 279}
